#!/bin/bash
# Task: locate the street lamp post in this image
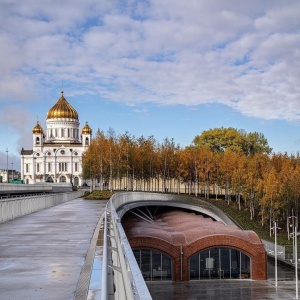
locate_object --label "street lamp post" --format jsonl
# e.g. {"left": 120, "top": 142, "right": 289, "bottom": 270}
{"left": 6, "top": 148, "right": 8, "bottom": 183}
{"left": 289, "top": 215, "right": 299, "bottom": 299}
{"left": 270, "top": 222, "right": 281, "bottom": 288}
{"left": 12, "top": 162, "right": 14, "bottom": 180}
{"left": 296, "top": 227, "right": 298, "bottom": 300}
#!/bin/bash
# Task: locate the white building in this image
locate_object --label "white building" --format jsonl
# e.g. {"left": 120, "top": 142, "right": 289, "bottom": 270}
{"left": 0, "top": 169, "right": 21, "bottom": 183}
{"left": 20, "top": 92, "right": 92, "bottom": 185}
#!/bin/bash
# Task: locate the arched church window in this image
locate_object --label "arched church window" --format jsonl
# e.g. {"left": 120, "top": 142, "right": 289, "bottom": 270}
{"left": 85, "top": 137, "right": 89, "bottom": 145}
{"left": 59, "top": 176, "right": 66, "bottom": 183}
{"left": 74, "top": 177, "right": 79, "bottom": 186}
{"left": 36, "top": 137, "right": 40, "bottom": 144}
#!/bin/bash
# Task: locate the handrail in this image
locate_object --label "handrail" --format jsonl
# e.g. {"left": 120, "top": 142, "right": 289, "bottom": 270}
{"left": 101, "top": 196, "right": 152, "bottom": 300}
{"left": 100, "top": 201, "right": 109, "bottom": 300}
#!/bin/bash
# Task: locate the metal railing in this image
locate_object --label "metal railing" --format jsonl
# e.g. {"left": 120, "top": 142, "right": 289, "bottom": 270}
{"left": 0, "top": 190, "right": 84, "bottom": 223}
{"left": 262, "top": 239, "right": 286, "bottom": 261}
{"left": 101, "top": 194, "right": 152, "bottom": 300}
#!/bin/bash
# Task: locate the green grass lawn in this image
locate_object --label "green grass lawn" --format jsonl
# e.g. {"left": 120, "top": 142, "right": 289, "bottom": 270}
{"left": 204, "top": 198, "right": 292, "bottom": 246}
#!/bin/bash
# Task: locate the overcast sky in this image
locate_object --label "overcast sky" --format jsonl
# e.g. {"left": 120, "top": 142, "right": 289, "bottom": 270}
{"left": 1, "top": 0, "right": 300, "bottom": 170}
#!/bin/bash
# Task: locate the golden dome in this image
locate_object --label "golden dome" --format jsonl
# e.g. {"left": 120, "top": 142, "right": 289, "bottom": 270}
{"left": 32, "top": 121, "right": 44, "bottom": 134}
{"left": 82, "top": 122, "right": 92, "bottom": 134}
{"left": 47, "top": 91, "right": 78, "bottom": 120}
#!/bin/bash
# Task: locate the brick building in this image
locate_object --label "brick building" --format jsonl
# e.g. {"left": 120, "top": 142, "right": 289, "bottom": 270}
{"left": 121, "top": 205, "right": 267, "bottom": 281}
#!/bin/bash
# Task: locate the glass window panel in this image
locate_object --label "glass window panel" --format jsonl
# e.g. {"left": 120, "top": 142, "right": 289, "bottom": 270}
{"left": 141, "top": 249, "right": 151, "bottom": 280}
{"left": 240, "top": 252, "right": 251, "bottom": 279}
{"left": 220, "top": 248, "right": 230, "bottom": 279}
{"left": 133, "top": 249, "right": 140, "bottom": 267}
{"left": 152, "top": 250, "right": 162, "bottom": 281}
{"left": 162, "top": 255, "right": 172, "bottom": 280}
{"left": 231, "top": 249, "right": 240, "bottom": 279}
{"left": 200, "top": 249, "right": 210, "bottom": 280}
{"left": 190, "top": 247, "right": 251, "bottom": 280}
{"left": 190, "top": 253, "right": 199, "bottom": 280}
{"left": 209, "top": 248, "right": 219, "bottom": 279}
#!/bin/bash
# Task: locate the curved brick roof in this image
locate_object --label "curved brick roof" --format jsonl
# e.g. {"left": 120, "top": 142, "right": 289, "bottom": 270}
{"left": 122, "top": 209, "right": 262, "bottom": 247}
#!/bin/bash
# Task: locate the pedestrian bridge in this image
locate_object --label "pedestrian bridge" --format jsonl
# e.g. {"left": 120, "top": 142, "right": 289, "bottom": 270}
{"left": 0, "top": 189, "right": 297, "bottom": 300}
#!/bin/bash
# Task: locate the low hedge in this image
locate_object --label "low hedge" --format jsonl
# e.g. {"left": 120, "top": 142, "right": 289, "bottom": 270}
{"left": 84, "top": 190, "right": 116, "bottom": 200}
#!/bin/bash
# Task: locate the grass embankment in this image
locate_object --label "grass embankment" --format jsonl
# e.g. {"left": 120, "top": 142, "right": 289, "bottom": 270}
{"left": 173, "top": 195, "right": 292, "bottom": 246}
{"left": 204, "top": 198, "right": 292, "bottom": 246}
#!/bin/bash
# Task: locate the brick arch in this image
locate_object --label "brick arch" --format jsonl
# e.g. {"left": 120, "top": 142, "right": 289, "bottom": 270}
{"left": 183, "top": 235, "right": 267, "bottom": 280}
{"left": 129, "top": 236, "right": 182, "bottom": 281}
{"left": 129, "top": 236, "right": 179, "bottom": 259}
{"left": 185, "top": 235, "right": 263, "bottom": 258}
{"left": 128, "top": 234, "right": 267, "bottom": 281}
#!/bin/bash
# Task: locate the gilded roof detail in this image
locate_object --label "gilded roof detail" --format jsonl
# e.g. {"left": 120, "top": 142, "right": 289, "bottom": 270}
{"left": 32, "top": 121, "right": 44, "bottom": 134}
{"left": 47, "top": 92, "right": 78, "bottom": 120}
{"left": 82, "top": 122, "right": 92, "bottom": 134}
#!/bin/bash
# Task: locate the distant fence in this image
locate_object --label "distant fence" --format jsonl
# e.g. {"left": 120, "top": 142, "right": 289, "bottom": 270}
{"left": 0, "top": 190, "right": 85, "bottom": 223}
{"left": 262, "top": 239, "right": 286, "bottom": 261}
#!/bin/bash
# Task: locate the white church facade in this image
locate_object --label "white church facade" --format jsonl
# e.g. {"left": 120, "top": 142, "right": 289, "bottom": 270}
{"left": 20, "top": 92, "right": 92, "bottom": 185}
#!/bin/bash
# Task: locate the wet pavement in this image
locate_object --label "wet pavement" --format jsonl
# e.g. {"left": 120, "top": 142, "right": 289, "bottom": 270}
{"left": 0, "top": 198, "right": 106, "bottom": 300}
{"left": 147, "top": 261, "right": 298, "bottom": 300}
{"left": 1, "top": 196, "right": 300, "bottom": 300}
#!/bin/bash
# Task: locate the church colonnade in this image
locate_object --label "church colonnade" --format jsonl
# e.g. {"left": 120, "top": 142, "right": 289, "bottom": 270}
{"left": 21, "top": 148, "right": 82, "bottom": 185}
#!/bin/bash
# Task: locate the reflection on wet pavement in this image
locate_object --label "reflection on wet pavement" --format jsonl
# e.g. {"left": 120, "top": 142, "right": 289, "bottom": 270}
{"left": 147, "top": 261, "right": 298, "bottom": 300}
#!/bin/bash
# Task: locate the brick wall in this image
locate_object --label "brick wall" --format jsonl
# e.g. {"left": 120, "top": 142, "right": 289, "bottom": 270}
{"left": 129, "top": 234, "right": 267, "bottom": 281}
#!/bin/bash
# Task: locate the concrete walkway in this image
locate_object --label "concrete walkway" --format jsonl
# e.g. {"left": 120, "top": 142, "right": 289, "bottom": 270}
{"left": 0, "top": 198, "right": 106, "bottom": 300}
{"left": 147, "top": 261, "right": 298, "bottom": 299}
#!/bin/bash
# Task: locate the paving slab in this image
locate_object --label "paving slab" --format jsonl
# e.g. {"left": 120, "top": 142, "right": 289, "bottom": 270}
{"left": 0, "top": 198, "right": 106, "bottom": 300}
{"left": 147, "top": 261, "right": 298, "bottom": 300}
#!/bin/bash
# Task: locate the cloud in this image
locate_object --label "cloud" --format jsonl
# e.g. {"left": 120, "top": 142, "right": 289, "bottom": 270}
{"left": 133, "top": 108, "right": 148, "bottom": 113}
{"left": 0, "top": 106, "right": 32, "bottom": 150}
{"left": 0, "top": 0, "right": 300, "bottom": 122}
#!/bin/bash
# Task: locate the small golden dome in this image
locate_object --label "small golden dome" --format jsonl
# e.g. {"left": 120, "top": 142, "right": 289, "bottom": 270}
{"left": 47, "top": 91, "right": 78, "bottom": 120}
{"left": 32, "top": 121, "right": 44, "bottom": 134}
{"left": 82, "top": 122, "right": 92, "bottom": 134}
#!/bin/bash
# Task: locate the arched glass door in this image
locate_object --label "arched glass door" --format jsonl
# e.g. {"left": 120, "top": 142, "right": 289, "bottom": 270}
{"left": 190, "top": 247, "right": 251, "bottom": 280}
{"left": 133, "top": 249, "right": 172, "bottom": 281}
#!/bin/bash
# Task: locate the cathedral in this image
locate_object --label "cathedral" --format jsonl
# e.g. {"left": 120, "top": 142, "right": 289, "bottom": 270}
{"left": 20, "top": 92, "right": 92, "bottom": 185}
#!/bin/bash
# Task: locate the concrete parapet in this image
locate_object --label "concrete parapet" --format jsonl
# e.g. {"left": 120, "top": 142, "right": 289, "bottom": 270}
{"left": 0, "top": 190, "right": 85, "bottom": 223}
{"left": 0, "top": 183, "right": 73, "bottom": 194}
